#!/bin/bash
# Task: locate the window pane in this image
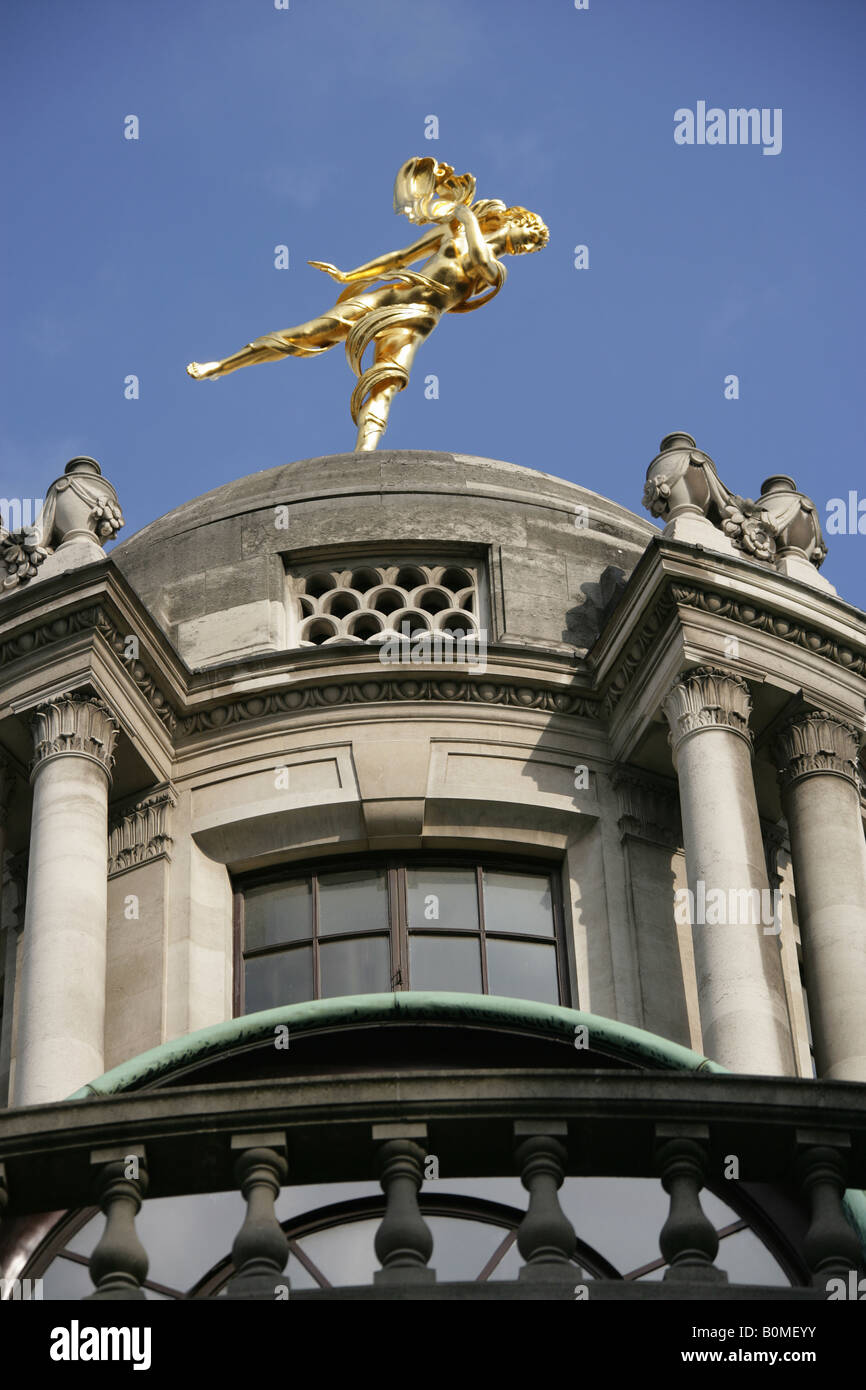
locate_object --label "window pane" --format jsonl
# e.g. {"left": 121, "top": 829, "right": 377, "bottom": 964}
{"left": 410, "top": 935, "right": 482, "bottom": 992}
{"left": 407, "top": 868, "right": 479, "bottom": 930}
{"left": 424, "top": 1216, "right": 509, "bottom": 1281}
{"left": 320, "top": 936, "right": 390, "bottom": 997}
{"left": 245, "top": 945, "right": 312, "bottom": 1012}
{"left": 483, "top": 871, "right": 554, "bottom": 937}
{"left": 41, "top": 1256, "right": 97, "bottom": 1301}
{"left": 297, "top": 1220, "right": 380, "bottom": 1287}
{"left": 486, "top": 938, "right": 559, "bottom": 1003}
{"left": 714, "top": 1226, "right": 789, "bottom": 1288}
{"left": 318, "top": 870, "right": 388, "bottom": 936}
{"left": 245, "top": 881, "right": 312, "bottom": 949}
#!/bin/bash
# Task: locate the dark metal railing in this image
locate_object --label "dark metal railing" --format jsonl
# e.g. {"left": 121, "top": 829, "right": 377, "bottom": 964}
{"left": 0, "top": 1070, "right": 864, "bottom": 1299}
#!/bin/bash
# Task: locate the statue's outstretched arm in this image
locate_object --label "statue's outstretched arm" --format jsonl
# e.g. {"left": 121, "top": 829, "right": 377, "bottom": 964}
{"left": 346, "top": 225, "right": 444, "bottom": 280}
{"left": 309, "top": 225, "right": 444, "bottom": 291}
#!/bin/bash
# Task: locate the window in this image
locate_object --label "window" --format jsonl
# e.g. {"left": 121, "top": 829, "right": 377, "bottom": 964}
{"left": 235, "top": 858, "right": 568, "bottom": 1013}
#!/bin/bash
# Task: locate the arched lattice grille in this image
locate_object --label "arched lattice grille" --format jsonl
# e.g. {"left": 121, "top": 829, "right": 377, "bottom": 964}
{"left": 287, "top": 559, "right": 483, "bottom": 649}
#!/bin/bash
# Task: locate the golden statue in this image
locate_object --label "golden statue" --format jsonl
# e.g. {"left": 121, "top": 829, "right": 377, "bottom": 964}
{"left": 187, "top": 158, "right": 549, "bottom": 451}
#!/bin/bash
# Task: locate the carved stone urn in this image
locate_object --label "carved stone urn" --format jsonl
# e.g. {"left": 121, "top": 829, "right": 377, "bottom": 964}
{"left": 49, "top": 457, "right": 124, "bottom": 551}
{"left": 758, "top": 475, "right": 828, "bottom": 570}
{"left": 0, "top": 456, "right": 126, "bottom": 595}
{"left": 642, "top": 432, "right": 739, "bottom": 557}
{"left": 643, "top": 432, "right": 711, "bottom": 524}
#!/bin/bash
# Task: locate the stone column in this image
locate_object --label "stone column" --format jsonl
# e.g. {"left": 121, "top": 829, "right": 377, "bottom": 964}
{"left": 773, "top": 711, "right": 866, "bottom": 1081}
{"left": 0, "top": 757, "right": 16, "bottom": 1104}
{"left": 663, "top": 667, "right": 794, "bottom": 1075}
{"left": 13, "top": 694, "right": 119, "bottom": 1106}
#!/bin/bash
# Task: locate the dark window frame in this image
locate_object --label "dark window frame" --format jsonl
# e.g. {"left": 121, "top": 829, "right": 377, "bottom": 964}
{"left": 232, "top": 851, "right": 571, "bottom": 1015}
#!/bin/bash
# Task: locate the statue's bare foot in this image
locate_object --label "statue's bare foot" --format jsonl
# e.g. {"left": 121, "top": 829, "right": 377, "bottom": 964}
{"left": 187, "top": 361, "right": 221, "bottom": 379}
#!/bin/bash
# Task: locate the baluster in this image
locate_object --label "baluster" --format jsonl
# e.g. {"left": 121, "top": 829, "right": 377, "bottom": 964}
{"left": 225, "top": 1132, "right": 289, "bottom": 1299}
{"left": 514, "top": 1121, "right": 577, "bottom": 1281}
{"left": 796, "top": 1132, "right": 862, "bottom": 1289}
{"left": 85, "top": 1145, "right": 149, "bottom": 1300}
{"left": 655, "top": 1124, "right": 726, "bottom": 1284}
{"left": 373, "top": 1123, "right": 435, "bottom": 1284}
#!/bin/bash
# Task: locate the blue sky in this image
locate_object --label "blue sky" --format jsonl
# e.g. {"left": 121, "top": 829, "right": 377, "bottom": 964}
{"left": 2, "top": 0, "right": 864, "bottom": 605}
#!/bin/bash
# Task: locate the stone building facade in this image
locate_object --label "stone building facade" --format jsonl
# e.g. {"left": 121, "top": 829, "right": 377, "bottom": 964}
{"left": 0, "top": 441, "right": 864, "bottom": 1299}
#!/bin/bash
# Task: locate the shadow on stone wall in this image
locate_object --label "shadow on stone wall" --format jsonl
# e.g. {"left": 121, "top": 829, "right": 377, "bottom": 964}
{"left": 564, "top": 566, "right": 627, "bottom": 648}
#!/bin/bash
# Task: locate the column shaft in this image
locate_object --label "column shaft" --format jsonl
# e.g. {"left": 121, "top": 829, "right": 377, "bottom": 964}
{"left": 774, "top": 711, "right": 866, "bottom": 1081}
{"left": 664, "top": 668, "right": 794, "bottom": 1075}
{"left": 13, "top": 696, "right": 118, "bottom": 1105}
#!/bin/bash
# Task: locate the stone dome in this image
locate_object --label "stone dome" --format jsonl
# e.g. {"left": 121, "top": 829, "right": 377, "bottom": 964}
{"left": 110, "top": 451, "right": 656, "bottom": 666}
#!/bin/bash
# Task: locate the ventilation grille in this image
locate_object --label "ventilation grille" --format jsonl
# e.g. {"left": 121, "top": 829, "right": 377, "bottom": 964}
{"left": 288, "top": 561, "right": 482, "bottom": 648}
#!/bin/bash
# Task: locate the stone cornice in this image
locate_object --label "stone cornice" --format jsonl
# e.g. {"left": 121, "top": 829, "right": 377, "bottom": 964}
{"left": 0, "top": 570, "right": 606, "bottom": 742}
{"left": 662, "top": 666, "right": 753, "bottom": 752}
{"left": 178, "top": 674, "right": 602, "bottom": 739}
{"left": 599, "top": 588, "right": 676, "bottom": 717}
{"left": 3, "top": 551, "right": 865, "bottom": 757}
{"left": 31, "top": 694, "right": 119, "bottom": 778}
{"left": 668, "top": 583, "right": 866, "bottom": 675}
{"left": 0, "top": 603, "right": 179, "bottom": 735}
{"left": 108, "top": 787, "right": 177, "bottom": 877}
{"left": 90, "top": 607, "right": 177, "bottom": 733}
{"left": 595, "top": 551, "right": 866, "bottom": 721}
{"left": 773, "top": 710, "right": 862, "bottom": 790}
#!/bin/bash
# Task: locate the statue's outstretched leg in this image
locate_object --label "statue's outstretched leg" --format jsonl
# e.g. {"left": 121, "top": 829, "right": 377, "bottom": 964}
{"left": 187, "top": 312, "right": 350, "bottom": 380}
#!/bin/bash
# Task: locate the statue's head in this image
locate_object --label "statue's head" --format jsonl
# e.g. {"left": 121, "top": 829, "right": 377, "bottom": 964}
{"left": 394, "top": 158, "right": 476, "bottom": 223}
{"left": 475, "top": 202, "right": 550, "bottom": 255}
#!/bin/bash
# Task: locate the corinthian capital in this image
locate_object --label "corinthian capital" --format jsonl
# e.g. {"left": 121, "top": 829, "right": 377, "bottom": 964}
{"left": 662, "top": 666, "right": 753, "bottom": 753}
{"left": 773, "top": 709, "right": 861, "bottom": 790}
{"left": 31, "top": 694, "right": 120, "bottom": 778}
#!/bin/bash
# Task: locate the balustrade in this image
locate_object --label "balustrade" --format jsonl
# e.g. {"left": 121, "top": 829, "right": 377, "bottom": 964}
{"left": 0, "top": 1072, "right": 863, "bottom": 1299}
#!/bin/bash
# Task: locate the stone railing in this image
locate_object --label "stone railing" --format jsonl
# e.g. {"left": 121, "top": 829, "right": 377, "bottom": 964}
{"left": 0, "top": 1071, "right": 864, "bottom": 1300}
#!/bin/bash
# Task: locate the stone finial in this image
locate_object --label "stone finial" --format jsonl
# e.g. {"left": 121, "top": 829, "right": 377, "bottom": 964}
{"left": 643, "top": 432, "right": 716, "bottom": 524}
{"left": 757, "top": 475, "right": 834, "bottom": 591}
{"left": 662, "top": 666, "right": 753, "bottom": 753}
{"left": 643, "top": 435, "right": 833, "bottom": 590}
{"left": 31, "top": 694, "right": 120, "bottom": 779}
{"left": 51, "top": 457, "right": 124, "bottom": 549}
{"left": 0, "top": 457, "right": 124, "bottom": 594}
{"left": 773, "top": 709, "right": 861, "bottom": 790}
